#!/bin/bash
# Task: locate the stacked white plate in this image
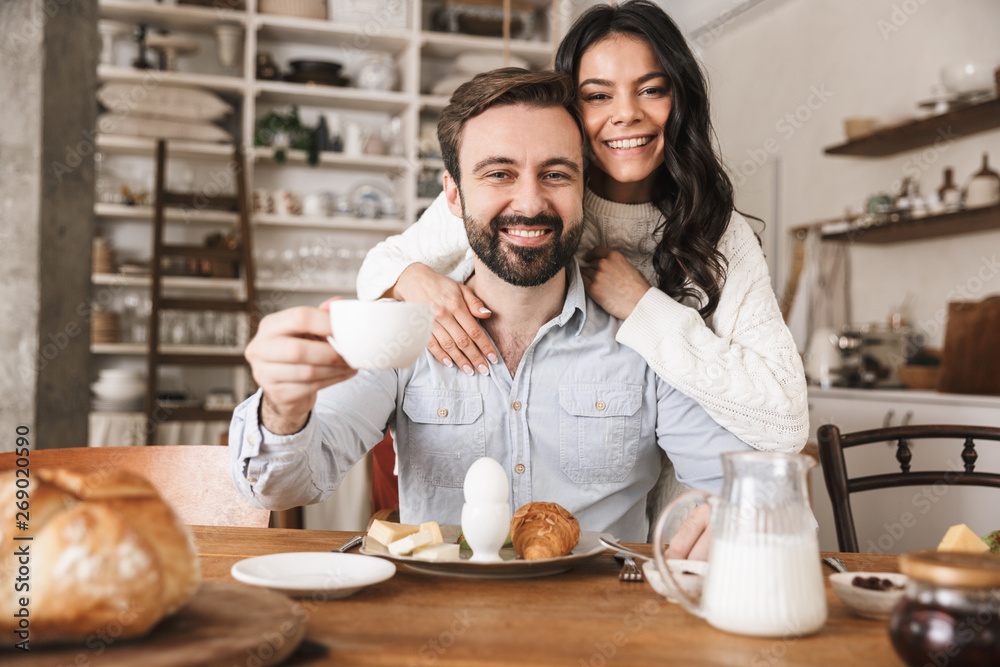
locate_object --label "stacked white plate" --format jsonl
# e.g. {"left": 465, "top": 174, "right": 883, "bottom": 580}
{"left": 91, "top": 369, "right": 146, "bottom": 412}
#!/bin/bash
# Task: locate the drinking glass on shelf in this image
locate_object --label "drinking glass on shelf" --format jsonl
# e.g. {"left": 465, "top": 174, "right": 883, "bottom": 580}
{"left": 132, "top": 296, "right": 151, "bottom": 344}
{"left": 187, "top": 311, "right": 207, "bottom": 346}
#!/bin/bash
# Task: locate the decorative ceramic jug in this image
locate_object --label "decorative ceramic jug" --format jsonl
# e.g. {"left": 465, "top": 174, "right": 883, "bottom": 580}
{"left": 653, "top": 451, "right": 827, "bottom": 637}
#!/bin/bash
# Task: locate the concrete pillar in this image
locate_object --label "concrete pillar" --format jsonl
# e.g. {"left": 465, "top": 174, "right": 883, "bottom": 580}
{"left": 0, "top": 0, "right": 97, "bottom": 452}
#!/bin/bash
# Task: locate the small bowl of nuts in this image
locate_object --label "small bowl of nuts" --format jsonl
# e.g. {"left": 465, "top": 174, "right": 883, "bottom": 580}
{"left": 830, "top": 572, "right": 909, "bottom": 620}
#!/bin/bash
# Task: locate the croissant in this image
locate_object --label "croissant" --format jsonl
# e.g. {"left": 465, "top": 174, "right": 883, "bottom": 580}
{"left": 510, "top": 502, "right": 581, "bottom": 560}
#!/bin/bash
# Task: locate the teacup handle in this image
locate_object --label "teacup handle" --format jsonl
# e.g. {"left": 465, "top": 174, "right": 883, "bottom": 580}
{"left": 652, "top": 488, "right": 711, "bottom": 618}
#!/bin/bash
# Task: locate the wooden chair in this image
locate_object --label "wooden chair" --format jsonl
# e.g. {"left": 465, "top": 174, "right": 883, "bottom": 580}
{"left": 0, "top": 445, "right": 269, "bottom": 528}
{"left": 817, "top": 423, "right": 1000, "bottom": 552}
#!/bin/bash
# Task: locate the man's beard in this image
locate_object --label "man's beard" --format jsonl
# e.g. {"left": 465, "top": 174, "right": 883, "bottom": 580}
{"left": 464, "top": 210, "right": 582, "bottom": 287}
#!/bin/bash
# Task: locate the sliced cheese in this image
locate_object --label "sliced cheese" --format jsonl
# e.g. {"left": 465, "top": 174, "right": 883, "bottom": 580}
{"left": 388, "top": 529, "right": 435, "bottom": 556}
{"left": 419, "top": 521, "right": 444, "bottom": 545}
{"left": 367, "top": 519, "right": 420, "bottom": 547}
{"left": 938, "top": 524, "right": 989, "bottom": 553}
{"left": 411, "top": 542, "right": 461, "bottom": 562}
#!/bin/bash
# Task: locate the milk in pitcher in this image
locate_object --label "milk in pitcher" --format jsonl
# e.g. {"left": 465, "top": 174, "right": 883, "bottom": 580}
{"left": 701, "top": 532, "right": 827, "bottom": 637}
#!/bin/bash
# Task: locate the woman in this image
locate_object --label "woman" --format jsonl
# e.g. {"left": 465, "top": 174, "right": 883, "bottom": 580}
{"left": 356, "top": 0, "right": 808, "bottom": 454}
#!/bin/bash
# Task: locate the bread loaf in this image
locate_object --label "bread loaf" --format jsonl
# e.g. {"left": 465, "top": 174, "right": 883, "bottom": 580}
{"left": 0, "top": 468, "right": 200, "bottom": 645}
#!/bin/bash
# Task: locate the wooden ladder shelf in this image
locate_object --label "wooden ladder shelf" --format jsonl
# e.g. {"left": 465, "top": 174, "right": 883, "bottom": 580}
{"left": 145, "top": 139, "right": 259, "bottom": 441}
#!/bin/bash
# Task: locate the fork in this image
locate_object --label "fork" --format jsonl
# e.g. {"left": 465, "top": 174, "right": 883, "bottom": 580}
{"left": 331, "top": 534, "right": 363, "bottom": 553}
{"left": 618, "top": 555, "right": 644, "bottom": 582}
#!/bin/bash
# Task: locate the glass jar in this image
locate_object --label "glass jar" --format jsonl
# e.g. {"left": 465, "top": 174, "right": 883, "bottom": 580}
{"left": 889, "top": 550, "right": 1000, "bottom": 667}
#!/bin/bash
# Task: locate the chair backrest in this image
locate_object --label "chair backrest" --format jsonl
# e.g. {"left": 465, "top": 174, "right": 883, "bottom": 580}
{"left": 0, "top": 445, "right": 269, "bottom": 528}
{"left": 817, "top": 423, "right": 1000, "bottom": 552}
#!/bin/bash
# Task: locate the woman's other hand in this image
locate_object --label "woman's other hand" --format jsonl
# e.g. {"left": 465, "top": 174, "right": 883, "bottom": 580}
{"left": 390, "top": 263, "right": 498, "bottom": 375}
{"left": 663, "top": 503, "right": 711, "bottom": 561}
{"left": 580, "top": 246, "right": 651, "bottom": 320}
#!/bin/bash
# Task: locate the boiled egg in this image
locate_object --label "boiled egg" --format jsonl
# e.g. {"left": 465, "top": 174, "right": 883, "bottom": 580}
{"left": 463, "top": 457, "right": 509, "bottom": 505}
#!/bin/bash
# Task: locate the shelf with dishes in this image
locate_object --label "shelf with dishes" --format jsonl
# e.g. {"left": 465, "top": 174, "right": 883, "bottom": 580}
{"left": 824, "top": 96, "right": 1000, "bottom": 158}
{"left": 99, "top": 0, "right": 246, "bottom": 33}
{"left": 818, "top": 204, "right": 1000, "bottom": 245}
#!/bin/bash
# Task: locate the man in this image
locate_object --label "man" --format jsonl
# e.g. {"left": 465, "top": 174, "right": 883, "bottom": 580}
{"left": 230, "top": 69, "right": 750, "bottom": 547}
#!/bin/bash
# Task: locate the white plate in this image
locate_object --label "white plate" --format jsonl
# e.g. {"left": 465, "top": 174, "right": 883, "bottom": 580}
{"left": 360, "top": 525, "right": 612, "bottom": 579}
{"left": 231, "top": 552, "right": 396, "bottom": 599}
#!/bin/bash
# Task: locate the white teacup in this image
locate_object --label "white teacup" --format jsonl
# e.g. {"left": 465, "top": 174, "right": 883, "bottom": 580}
{"left": 327, "top": 300, "right": 434, "bottom": 370}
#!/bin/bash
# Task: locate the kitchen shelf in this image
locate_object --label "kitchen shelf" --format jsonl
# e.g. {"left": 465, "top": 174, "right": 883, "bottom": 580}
{"left": 419, "top": 95, "right": 452, "bottom": 111}
{"left": 253, "top": 147, "right": 408, "bottom": 172}
{"left": 254, "top": 14, "right": 411, "bottom": 52}
{"left": 97, "top": 134, "right": 235, "bottom": 159}
{"left": 92, "top": 274, "right": 244, "bottom": 291}
{"left": 253, "top": 213, "right": 408, "bottom": 233}
{"left": 99, "top": 0, "right": 246, "bottom": 32}
{"left": 821, "top": 205, "right": 1000, "bottom": 244}
{"left": 156, "top": 406, "right": 234, "bottom": 422}
{"left": 254, "top": 80, "right": 412, "bottom": 112}
{"left": 92, "top": 343, "right": 245, "bottom": 356}
{"left": 824, "top": 97, "right": 1000, "bottom": 158}
{"left": 97, "top": 64, "right": 246, "bottom": 94}
{"left": 95, "top": 202, "right": 239, "bottom": 224}
{"left": 419, "top": 157, "right": 445, "bottom": 170}
{"left": 420, "top": 31, "right": 553, "bottom": 68}
{"left": 257, "top": 280, "right": 355, "bottom": 294}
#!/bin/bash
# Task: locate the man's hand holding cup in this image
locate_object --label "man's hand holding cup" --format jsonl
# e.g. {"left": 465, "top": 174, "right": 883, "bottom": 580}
{"left": 245, "top": 300, "right": 434, "bottom": 435}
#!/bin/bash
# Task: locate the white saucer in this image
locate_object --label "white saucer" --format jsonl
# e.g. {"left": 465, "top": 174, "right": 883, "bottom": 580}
{"left": 231, "top": 552, "right": 396, "bottom": 599}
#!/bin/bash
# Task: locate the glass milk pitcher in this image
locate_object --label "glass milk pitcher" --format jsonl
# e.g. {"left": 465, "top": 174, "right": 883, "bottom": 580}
{"left": 653, "top": 451, "right": 827, "bottom": 637}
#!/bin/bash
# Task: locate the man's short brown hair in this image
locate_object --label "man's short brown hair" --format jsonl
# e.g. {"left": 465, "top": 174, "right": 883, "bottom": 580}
{"left": 437, "top": 68, "right": 583, "bottom": 190}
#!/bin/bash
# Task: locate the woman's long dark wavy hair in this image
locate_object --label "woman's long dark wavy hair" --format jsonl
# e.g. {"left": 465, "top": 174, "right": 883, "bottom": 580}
{"left": 556, "top": 0, "right": 733, "bottom": 319}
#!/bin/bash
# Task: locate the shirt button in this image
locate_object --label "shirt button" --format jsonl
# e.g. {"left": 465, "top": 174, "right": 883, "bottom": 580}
{"left": 512, "top": 401, "right": 522, "bottom": 411}
{"left": 595, "top": 400, "right": 607, "bottom": 411}
{"left": 437, "top": 407, "right": 448, "bottom": 418}
{"left": 514, "top": 464, "right": 526, "bottom": 474}
{"left": 247, "top": 477, "right": 257, "bottom": 483}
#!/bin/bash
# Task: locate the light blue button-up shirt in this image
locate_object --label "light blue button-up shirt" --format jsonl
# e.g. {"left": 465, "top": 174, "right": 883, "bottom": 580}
{"left": 230, "top": 260, "right": 752, "bottom": 542}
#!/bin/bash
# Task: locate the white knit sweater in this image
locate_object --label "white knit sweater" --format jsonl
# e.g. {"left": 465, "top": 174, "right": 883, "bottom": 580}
{"left": 357, "top": 189, "right": 809, "bottom": 452}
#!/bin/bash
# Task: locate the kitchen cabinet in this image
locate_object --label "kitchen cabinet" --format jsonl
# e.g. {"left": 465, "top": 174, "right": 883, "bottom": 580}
{"left": 807, "top": 387, "right": 1000, "bottom": 553}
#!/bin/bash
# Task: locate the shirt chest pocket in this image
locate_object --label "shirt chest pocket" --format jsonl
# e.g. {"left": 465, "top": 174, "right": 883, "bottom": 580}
{"left": 559, "top": 383, "right": 642, "bottom": 484}
{"left": 402, "top": 389, "right": 485, "bottom": 488}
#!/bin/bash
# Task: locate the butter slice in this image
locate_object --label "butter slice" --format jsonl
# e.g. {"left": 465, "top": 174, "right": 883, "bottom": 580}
{"left": 367, "top": 519, "right": 420, "bottom": 547}
{"left": 419, "top": 521, "right": 444, "bottom": 545}
{"left": 411, "top": 542, "right": 461, "bottom": 562}
{"left": 938, "top": 524, "right": 989, "bottom": 553}
{"left": 388, "top": 529, "right": 435, "bottom": 556}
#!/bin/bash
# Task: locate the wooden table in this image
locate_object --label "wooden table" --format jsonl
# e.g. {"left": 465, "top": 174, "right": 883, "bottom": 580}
{"left": 193, "top": 526, "right": 905, "bottom": 666}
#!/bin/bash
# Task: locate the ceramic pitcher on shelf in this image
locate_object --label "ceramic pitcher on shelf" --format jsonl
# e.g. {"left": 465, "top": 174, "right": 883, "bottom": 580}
{"left": 653, "top": 451, "right": 827, "bottom": 637}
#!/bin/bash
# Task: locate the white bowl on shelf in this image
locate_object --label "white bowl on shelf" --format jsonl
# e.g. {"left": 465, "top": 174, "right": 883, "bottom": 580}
{"left": 940, "top": 61, "right": 997, "bottom": 96}
{"left": 91, "top": 379, "right": 145, "bottom": 401}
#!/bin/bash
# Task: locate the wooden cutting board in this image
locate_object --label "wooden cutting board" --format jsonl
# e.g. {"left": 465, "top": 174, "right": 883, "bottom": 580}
{"left": 937, "top": 296, "right": 1000, "bottom": 395}
{"left": 3, "top": 583, "right": 307, "bottom": 667}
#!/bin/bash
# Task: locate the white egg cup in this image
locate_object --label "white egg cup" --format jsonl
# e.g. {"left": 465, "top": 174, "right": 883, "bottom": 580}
{"left": 461, "top": 502, "right": 510, "bottom": 563}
